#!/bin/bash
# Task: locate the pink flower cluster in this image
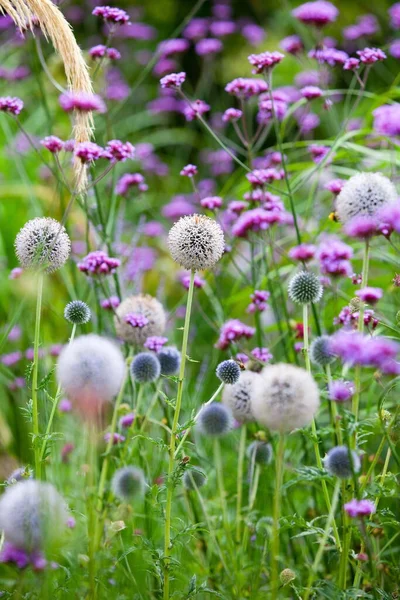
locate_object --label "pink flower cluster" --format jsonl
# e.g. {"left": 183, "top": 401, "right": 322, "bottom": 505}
{"left": 102, "top": 140, "right": 135, "bottom": 162}
{"left": 89, "top": 45, "right": 121, "bottom": 60}
{"left": 251, "top": 347, "right": 272, "bottom": 362}
{"left": 160, "top": 72, "right": 186, "bottom": 89}
{"left": 344, "top": 499, "right": 375, "bottom": 518}
{"left": 215, "top": 319, "right": 256, "bottom": 350}
{"left": 330, "top": 331, "right": 400, "bottom": 374}
{"left": 78, "top": 251, "right": 120, "bottom": 276}
{"left": 248, "top": 51, "right": 284, "bottom": 74}
{"left": 225, "top": 78, "right": 268, "bottom": 99}
{"left": 292, "top": 1, "right": 339, "bottom": 27}
{"left": 92, "top": 6, "right": 129, "bottom": 24}
{"left": 144, "top": 336, "right": 168, "bottom": 352}
{"left": 247, "top": 290, "right": 270, "bottom": 313}
{"left": 125, "top": 314, "right": 149, "bottom": 328}
{"left": 116, "top": 173, "right": 147, "bottom": 195}
{"left": 317, "top": 238, "right": 353, "bottom": 278}
{"left": 59, "top": 92, "right": 106, "bottom": 113}
{"left": 0, "top": 96, "right": 23, "bottom": 115}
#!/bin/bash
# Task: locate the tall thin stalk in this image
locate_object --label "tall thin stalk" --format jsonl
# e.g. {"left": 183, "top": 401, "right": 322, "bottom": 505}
{"left": 271, "top": 433, "right": 285, "bottom": 600}
{"left": 235, "top": 425, "right": 247, "bottom": 543}
{"left": 32, "top": 272, "right": 44, "bottom": 480}
{"left": 163, "top": 270, "right": 195, "bottom": 600}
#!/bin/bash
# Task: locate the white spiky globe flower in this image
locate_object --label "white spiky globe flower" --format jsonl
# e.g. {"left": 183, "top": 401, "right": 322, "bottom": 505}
{"left": 114, "top": 294, "right": 166, "bottom": 346}
{"left": 0, "top": 480, "right": 68, "bottom": 552}
{"left": 168, "top": 214, "right": 225, "bottom": 271}
{"left": 221, "top": 369, "right": 260, "bottom": 423}
{"left": 15, "top": 217, "right": 71, "bottom": 273}
{"left": 336, "top": 172, "right": 397, "bottom": 224}
{"left": 251, "top": 363, "right": 320, "bottom": 433}
{"left": 56, "top": 334, "right": 126, "bottom": 409}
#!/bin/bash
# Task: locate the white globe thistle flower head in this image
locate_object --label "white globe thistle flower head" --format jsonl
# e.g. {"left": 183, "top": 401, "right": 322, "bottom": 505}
{"left": 251, "top": 363, "right": 320, "bottom": 433}
{"left": 15, "top": 217, "right": 71, "bottom": 273}
{"left": 0, "top": 480, "right": 68, "bottom": 553}
{"left": 114, "top": 294, "right": 166, "bottom": 346}
{"left": 56, "top": 334, "right": 126, "bottom": 416}
{"left": 168, "top": 214, "right": 225, "bottom": 271}
{"left": 336, "top": 172, "right": 397, "bottom": 224}
{"left": 222, "top": 369, "right": 260, "bottom": 423}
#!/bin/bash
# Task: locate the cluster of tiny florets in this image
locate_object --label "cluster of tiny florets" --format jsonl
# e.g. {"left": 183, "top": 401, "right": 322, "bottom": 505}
{"left": 216, "top": 359, "right": 241, "bottom": 384}
{"left": 197, "top": 403, "right": 233, "bottom": 436}
{"left": 157, "top": 346, "right": 181, "bottom": 375}
{"left": 336, "top": 173, "right": 397, "bottom": 224}
{"left": 112, "top": 467, "right": 146, "bottom": 500}
{"left": 15, "top": 218, "right": 71, "bottom": 274}
{"left": 310, "top": 335, "right": 335, "bottom": 367}
{"left": 64, "top": 301, "right": 91, "bottom": 325}
{"left": 324, "top": 446, "right": 361, "bottom": 478}
{"left": 131, "top": 352, "right": 161, "bottom": 383}
{"left": 288, "top": 271, "right": 323, "bottom": 304}
{"left": 168, "top": 214, "right": 225, "bottom": 271}
{"left": 221, "top": 370, "right": 259, "bottom": 422}
{"left": 115, "top": 295, "right": 166, "bottom": 346}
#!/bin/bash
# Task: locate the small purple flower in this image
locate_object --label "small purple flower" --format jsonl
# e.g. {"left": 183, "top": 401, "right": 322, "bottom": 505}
{"left": 247, "top": 290, "right": 270, "bottom": 313}
{"left": 344, "top": 499, "right": 375, "bottom": 518}
{"left": 228, "top": 200, "right": 248, "bottom": 214}
{"left": 125, "top": 313, "right": 149, "bottom": 328}
{"left": 78, "top": 251, "right": 120, "bottom": 276}
{"left": 344, "top": 216, "right": 378, "bottom": 239}
{"left": 104, "top": 432, "right": 125, "bottom": 445}
{"left": 160, "top": 71, "right": 186, "bottom": 89}
{"left": 158, "top": 39, "right": 189, "bottom": 57}
{"left": 317, "top": 237, "right": 353, "bottom": 278}
{"left": 289, "top": 243, "right": 316, "bottom": 262}
{"left": 280, "top": 35, "right": 303, "bottom": 54}
{"left": 210, "top": 20, "right": 236, "bottom": 37}
{"left": 389, "top": 40, "right": 400, "bottom": 60}
{"left": 373, "top": 104, "right": 400, "bottom": 137}
{"left": 119, "top": 413, "right": 135, "bottom": 428}
{"left": 324, "top": 179, "right": 345, "bottom": 194}
{"left": 309, "top": 48, "right": 349, "bottom": 67}
{"left": 92, "top": 6, "right": 129, "bottom": 24}
{"left": 222, "top": 108, "right": 243, "bottom": 123}
{"left": 41, "top": 136, "right": 64, "bottom": 153}
{"left": 200, "top": 196, "right": 223, "bottom": 210}
{"left": 116, "top": 173, "right": 147, "bottom": 195}
{"left": 292, "top": 1, "right": 339, "bottom": 27}
{"left": 195, "top": 38, "right": 223, "bottom": 56}
{"left": 247, "top": 168, "right": 284, "bottom": 187}
{"left": 241, "top": 23, "right": 266, "bottom": 46}
{"left": 300, "top": 86, "right": 322, "bottom": 100}
{"left": 74, "top": 142, "right": 103, "bottom": 163}
{"left": 216, "top": 319, "right": 256, "bottom": 350}
{"left": 183, "top": 99, "right": 210, "bottom": 121}
{"left": 59, "top": 398, "right": 72, "bottom": 413}
{"left": 0, "top": 96, "right": 23, "bottom": 115}
{"left": 180, "top": 164, "right": 198, "bottom": 177}
{"left": 9, "top": 267, "right": 23, "bottom": 279}
{"left": 343, "top": 58, "right": 360, "bottom": 71}
{"left": 248, "top": 51, "right": 284, "bottom": 74}
{"left": 225, "top": 78, "right": 268, "bottom": 99}
{"left": 343, "top": 15, "right": 379, "bottom": 40}
{"left": 308, "top": 144, "right": 330, "bottom": 164}
{"left": 89, "top": 45, "right": 107, "bottom": 58}
{"left": 357, "top": 47, "right": 386, "bottom": 64}
{"left": 1, "top": 351, "right": 22, "bottom": 366}
{"left": 7, "top": 325, "right": 21, "bottom": 342}
{"left": 59, "top": 92, "right": 106, "bottom": 113}
{"left": 180, "top": 272, "right": 205, "bottom": 289}
{"left": 389, "top": 3, "right": 400, "bottom": 29}
{"left": 144, "top": 336, "right": 168, "bottom": 352}
{"left": 101, "top": 296, "right": 120, "bottom": 310}
{"left": 103, "top": 140, "right": 135, "bottom": 162}
{"left": 251, "top": 347, "right": 272, "bottom": 363}
{"left": 355, "top": 287, "right": 383, "bottom": 305}
{"left": 328, "top": 380, "right": 354, "bottom": 402}
{"left": 298, "top": 112, "right": 320, "bottom": 133}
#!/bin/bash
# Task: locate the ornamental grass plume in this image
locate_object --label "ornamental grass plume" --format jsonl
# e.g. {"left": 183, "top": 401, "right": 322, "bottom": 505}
{"left": 221, "top": 369, "right": 260, "bottom": 422}
{"left": 251, "top": 364, "right": 320, "bottom": 433}
{"left": 114, "top": 294, "right": 166, "bottom": 346}
{"left": 0, "top": 0, "right": 94, "bottom": 190}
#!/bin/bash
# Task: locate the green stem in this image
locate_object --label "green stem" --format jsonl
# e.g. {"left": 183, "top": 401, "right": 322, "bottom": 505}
{"left": 271, "top": 433, "right": 285, "bottom": 600}
{"left": 32, "top": 272, "right": 44, "bottom": 480}
{"left": 214, "top": 437, "right": 229, "bottom": 535}
{"left": 235, "top": 425, "right": 247, "bottom": 543}
{"left": 303, "top": 480, "right": 341, "bottom": 600}
{"left": 326, "top": 364, "right": 343, "bottom": 445}
{"left": 163, "top": 270, "right": 196, "bottom": 600}
{"left": 303, "top": 303, "right": 311, "bottom": 372}
{"left": 359, "top": 436, "right": 386, "bottom": 496}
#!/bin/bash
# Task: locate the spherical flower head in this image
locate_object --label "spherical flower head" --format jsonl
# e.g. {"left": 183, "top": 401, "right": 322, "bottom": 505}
{"left": 247, "top": 441, "right": 273, "bottom": 465}
{"left": 222, "top": 107, "right": 243, "bottom": 123}
{"left": 41, "top": 136, "right": 64, "bottom": 153}
{"left": 280, "top": 35, "right": 303, "bottom": 54}
{"left": 310, "top": 335, "right": 335, "bottom": 367}
{"left": 131, "top": 352, "right": 161, "bottom": 384}
{"left": 355, "top": 287, "right": 383, "bottom": 305}
{"left": 168, "top": 214, "right": 225, "bottom": 271}
{"left": 324, "top": 446, "right": 361, "bottom": 478}
{"left": 0, "top": 96, "right": 23, "bottom": 115}
{"left": 197, "top": 403, "right": 233, "bottom": 436}
{"left": 288, "top": 244, "right": 316, "bottom": 262}
{"left": 200, "top": 196, "right": 223, "bottom": 210}
{"left": 180, "top": 164, "right": 197, "bottom": 177}
{"left": 0, "top": 481, "right": 68, "bottom": 553}
{"left": 59, "top": 92, "right": 106, "bottom": 114}
{"left": 157, "top": 346, "right": 181, "bottom": 375}
{"left": 75, "top": 142, "right": 103, "bottom": 163}
{"left": 292, "top": 1, "right": 339, "bottom": 27}
{"left": 344, "top": 498, "right": 375, "bottom": 518}
{"left": 15, "top": 217, "right": 71, "bottom": 274}
{"left": 288, "top": 271, "right": 323, "bottom": 304}
{"left": 112, "top": 467, "right": 146, "bottom": 501}
{"left": 56, "top": 334, "right": 126, "bottom": 410}
{"left": 336, "top": 172, "right": 397, "bottom": 225}
{"left": 92, "top": 6, "right": 129, "bottom": 24}
{"left": 182, "top": 468, "right": 207, "bottom": 490}
{"left": 248, "top": 51, "right": 284, "bottom": 74}
{"left": 78, "top": 250, "right": 120, "bottom": 276}
{"left": 251, "top": 364, "right": 320, "bottom": 433}
{"left": 64, "top": 300, "right": 91, "bottom": 325}
{"left": 222, "top": 370, "right": 260, "bottom": 422}
{"left": 114, "top": 294, "right": 166, "bottom": 346}
{"left": 328, "top": 380, "right": 354, "bottom": 402}
{"left": 356, "top": 47, "right": 386, "bottom": 64}
{"left": 160, "top": 71, "right": 186, "bottom": 89}
{"left": 216, "top": 359, "right": 241, "bottom": 384}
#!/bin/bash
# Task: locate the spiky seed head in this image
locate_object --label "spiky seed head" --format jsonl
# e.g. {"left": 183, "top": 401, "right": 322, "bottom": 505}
{"left": 247, "top": 441, "right": 273, "bottom": 465}
{"left": 336, "top": 172, "right": 397, "bottom": 224}
{"left": 251, "top": 364, "right": 320, "bottom": 433}
{"left": 216, "top": 359, "right": 241, "bottom": 384}
{"left": 56, "top": 334, "right": 126, "bottom": 408}
{"left": 0, "top": 480, "right": 68, "bottom": 552}
{"left": 131, "top": 352, "right": 161, "bottom": 383}
{"left": 168, "top": 214, "right": 225, "bottom": 271}
{"left": 197, "top": 403, "right": 233, "bottom": 437}
{"left": 324, "top": 445, "right": 361, "bottom": 479}
{"left": 182, "top": 468, "right": 207, "bottom": 490}
{"left": 114, "top": 294, "right": 166, "bottom": 345}
{"left": 288, "top": 271, "right": 323, "bottom": 304}
{"left": 310, "top": 335, "right": 335, "bottom": 367}
{"left": 15, "top": 217, "right": 71, "bottom": 273}
{"left": 111, "top": 467, "right": 146, "bottom": 501}
{"left": 64, "top": 300, "right": 91, "bottom": 325}
{"left": 157, "top": 346, "right": 181, "bottom": 375}
{"left": 222, "top": 370, "right": 260, "bottom": 423}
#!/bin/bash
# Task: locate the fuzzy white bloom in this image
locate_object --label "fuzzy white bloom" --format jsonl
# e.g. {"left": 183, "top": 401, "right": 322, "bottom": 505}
{"left": 114, "top": 294, "right": 166, "bottom": 345}
{"left": 222, "top": 370, "right": 260, "bottom": 422}
{"left": 56, "top": 334, "right": 126, "bottom": 407}
{"left": 15, "top": 217, "right": 71, "bottom": 273}
{"left": 0, "top": 480, "right": 68, "bottom": 552}
{"left": 336, "top": 172, "right": 397, "bottom": 224}
{"left": 168, "top": 214, "right": 225, "bottom": 271}
{"left": 251, "top": 363, "right": 320, "bottom": 433}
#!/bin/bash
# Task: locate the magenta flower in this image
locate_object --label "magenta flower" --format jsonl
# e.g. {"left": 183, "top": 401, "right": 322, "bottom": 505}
{"left": 251, "top": 347, "right": 272, "bottom": 363}
{"left": 308, "top": 144, "right": 330, "bottom": 164}
{"left": 222, "top": 108, "right": 243, "bottom": 123}
{"left": 357, "top": 47, "right": 386, "bottom": 64}
{"left": 40, "top": 136, "right": 64, "bottom": 153}
{"left": 228, "top": 200, "right": 248, "bottom": 214}
{"left": 373, "top": 104, "right": 400, "bottom": 137}
{"left": 103, "top": 140, "right": 135, "bottom": 162}
{"left": 144, "top": 336, "right": 168, "bottom": 352}
{"left": 309, "top": 48, "right": 348, "bottom": 66}
{"left": 201, "top": 196, "right": 223, "bottom": 210}
{"left": 344, "top": 216, "right": 378, "bottom": 239}
{"left": 183, "top": 99, "right": 210, "bottom": 121}
{"left": 328, "top": 380, "right": 354, "bottom": 402}
{"left": 355, "top": 287, "right": 383, "bottom": 305}
{"left": 119, "top": 413, "right": 135, "bottom": 428}
{"left": 232, "top": 208, "right": 279, "bottom": 237}
{"left": 292, "top": 1, "right": 339, "bottom": 27}
{"left": 300, "top": 86, "right": 322, "bottom": 100}
{"left": 116, "top": 173, "right": 147, "bottom": 195}
{"left": 104, "top": 432, "right": 125, "bottom": 445}
{"left": 180, "top": 164, "right": 198, "bottom": 177}
{"left": 78, "top": 251, "right": 120, "bottom": 276}
{"left": 247, "top": 290, "right": 270, "bottom": 313}
{"left": 343, "top": 58, "right": 360, "bottom": 71}
{"left": 324, "top": 179, "right": 345, "bottom": 194}
{"left": 92, "top": 6, "right": 129, "bottom": 24}
{"left": 343, "top": 15, "right": 378, "bottom": 41}
{"left": 59, "top": 92, "right": 106, "bottom": 113}
{"left": 0, "top": 96, "right": 23, "bottom": 115}
{"left": 248, "top": 51, "right": 284, "bottom": 74}
{"left": 74, "top": 142, "right": 103, "bottom": 163}
{"left": 317, "top": 237, "right": 353, "bottom": 278}
{"left": 9, "top": 267, "right": 23, "bottom": 279}
{"left": 241, "top": 23, "right": 266, "bottom": 46}
{"left": 216, "top": 319, "right": 256, "bottom": 350}
{"left": 289, "top": 243, "right": 316, "bottom": 262}
{"left": 280, "top": 35, "right": 303, "bottom": 54}
{"left": 160, "top": 71, "right": 186, "bottom": 89}
{"left": 125, "top": 313, "right": 149, "bottom": 328}
{"left": 225, "top": 78, "right": 268, "bottom": 99}
{"left": 179, "top": 272, "right": 205, "bottom": 289}
{"left": 389, "top": 40, "right": 400, "bottom": 60}
{"left": 158, "top": 39, "right": 189, "bottom": 57}
{"left": 59, "top": 398, "right": 72, "bottom": 413}
{"left": 195, "top": 38, "right": 223, "bottom": 56}
{"left": 1, "top": 351, "right": 22, "bottom": 366}
{"left": 89, "top": 45, "right": 121, "bottom": 60}
{"left": 344, "top": 499, "right": 375, "bottom": 518}
{"left": 210, "top": 20, "right": 236, "bottom": 36}
{"left": 247, "top": 168, "right": 284, "bottom": 187}
{"left": 101, "top": 296, "right": 120, "bottom": 310}
{"left": 389, "top": 3, "right": 400, "bottom": 29}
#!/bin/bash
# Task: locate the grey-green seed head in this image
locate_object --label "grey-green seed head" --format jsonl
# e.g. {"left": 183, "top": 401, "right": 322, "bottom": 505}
{"left": 288, "top": 271, "right": 323, "bottom": 304}
{"left": 64, "top": 300, "right": 91, "bottom": 325}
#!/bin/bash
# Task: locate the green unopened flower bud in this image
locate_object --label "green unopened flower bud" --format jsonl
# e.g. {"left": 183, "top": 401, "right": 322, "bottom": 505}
{"left": 280, "top": 568, "right": 296, "bottom": 586}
